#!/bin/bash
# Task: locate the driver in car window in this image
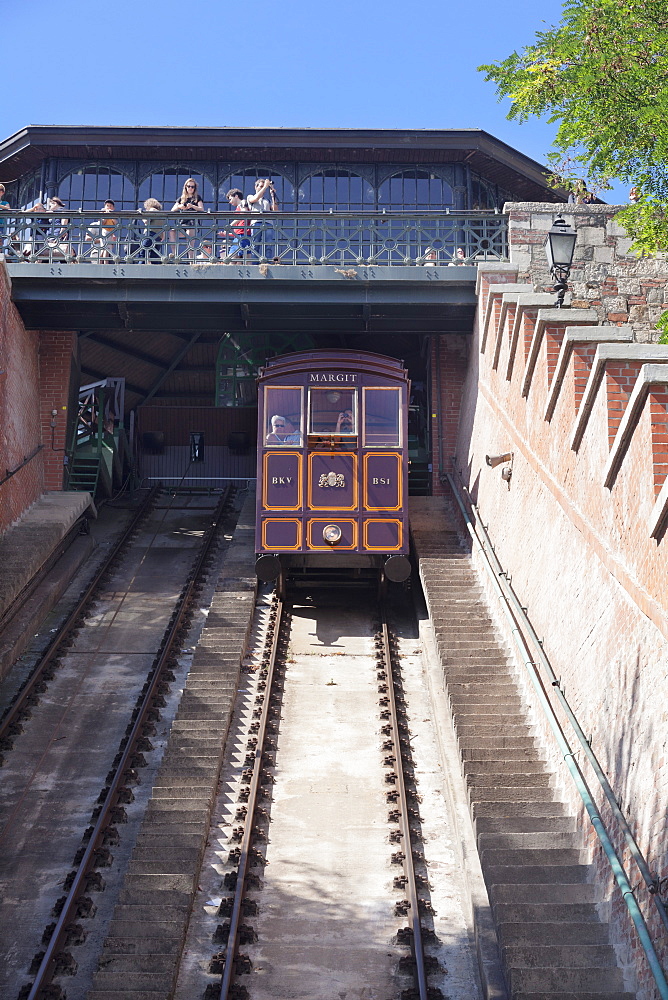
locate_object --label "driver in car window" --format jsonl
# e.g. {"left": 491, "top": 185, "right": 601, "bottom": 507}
{"left": 266, "top": 415, "right": 288, "bottom": 444}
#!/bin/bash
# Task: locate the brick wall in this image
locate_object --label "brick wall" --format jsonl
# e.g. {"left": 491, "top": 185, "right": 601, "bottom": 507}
{"left": 0, "top": 265, "right": 43, "bottom": 533}
{"left": 38, "top": 331, "right": 78, "bottom": 490}
{"left": 0, "top": 261, "right": 79, "bottom": 535}
{"left": 506, "top": 202, "right": 668, "bottom": 340}
{"left": 453, "top": 234, "right": 668, "bottom": 999}
{"left": 430, "top": 334, "right": 468, "bottom": 496}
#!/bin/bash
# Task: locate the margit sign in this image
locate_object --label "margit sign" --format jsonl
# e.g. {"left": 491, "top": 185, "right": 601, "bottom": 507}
{"left": 309, "top": 373, "right": 358, "bottom": 383}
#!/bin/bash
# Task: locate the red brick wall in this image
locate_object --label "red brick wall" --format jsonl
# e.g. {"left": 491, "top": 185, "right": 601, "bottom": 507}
{"left": 0, "top": 265, "right": 43, "bottom": 533}
{"left": 38, "top": 331, "right": 78, "bottom": 490}
{"left": 0, "top": 262, "right": 78, "bottom": 534}
{"left": 605, "top": 361, "right": 643, "bottom": 447}
{"left": 649, "top": 388, "right": 668, "bottom": 494}
{"left": 430, "top": 335, "right": 468, "bottom": 496}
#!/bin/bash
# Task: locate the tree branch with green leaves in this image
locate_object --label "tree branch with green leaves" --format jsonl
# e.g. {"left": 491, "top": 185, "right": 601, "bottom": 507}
{"left": 479, "top": 0, "right": 668, "bottom": 339}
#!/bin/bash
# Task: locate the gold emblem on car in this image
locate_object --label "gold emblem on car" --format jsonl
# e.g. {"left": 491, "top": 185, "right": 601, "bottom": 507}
{"left": 318, "top": 472, "right": 346, "bottom": 488}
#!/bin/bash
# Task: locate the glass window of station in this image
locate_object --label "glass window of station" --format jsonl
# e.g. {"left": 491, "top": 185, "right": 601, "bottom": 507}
{"left": 16, "top": 161, "right": 512, "bottom": 212}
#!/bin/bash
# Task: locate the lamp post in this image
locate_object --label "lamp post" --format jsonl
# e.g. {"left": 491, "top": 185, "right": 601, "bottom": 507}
{"left": 544, "top": 216, "right": 577, "bottom": 308}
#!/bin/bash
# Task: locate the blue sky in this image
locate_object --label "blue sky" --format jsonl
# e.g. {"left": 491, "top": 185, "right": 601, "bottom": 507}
{"left": 0, "top": 0, "right": 628, "bottom": 204}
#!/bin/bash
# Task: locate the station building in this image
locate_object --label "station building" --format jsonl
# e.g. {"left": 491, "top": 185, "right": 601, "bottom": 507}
{"left": 1, "top": 125, "right": 667, "bottom": 998}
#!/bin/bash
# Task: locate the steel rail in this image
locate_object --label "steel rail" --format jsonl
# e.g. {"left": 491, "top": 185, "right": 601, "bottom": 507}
{"left": 0, "top": 486, "right": 159, "bottom": 744}
{"left": 380, "top": 607, "right": 428, "bottom": 1000}
{"left": 219, "top": 593, "right": 284, "bottom": 1000}
{"left": 27, "top": 486, "right": 233, "bottom": 1000}
{"left": 446, "top": 472, "right": 668, "bottom": 1000}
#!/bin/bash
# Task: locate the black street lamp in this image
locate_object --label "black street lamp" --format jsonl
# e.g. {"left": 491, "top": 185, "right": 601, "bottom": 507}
{"left": 544, "top": 216, "right": 577, "bottom": 308}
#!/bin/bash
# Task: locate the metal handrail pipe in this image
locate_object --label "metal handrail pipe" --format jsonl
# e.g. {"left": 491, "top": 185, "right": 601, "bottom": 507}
{"left": 452, "top": 473, "right": 668, "bottom": 936}
{"left": 445, "top": 472, "right": 668, "bottom": 1000}
{"left": 0, "top": 443, "right": 43, "bottom": 489}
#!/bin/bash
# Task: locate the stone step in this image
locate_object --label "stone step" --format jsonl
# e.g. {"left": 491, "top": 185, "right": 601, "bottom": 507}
{"left": 494, "top": 902, "right": 603, "bottom": 924}
{"left": 472, "top": 800, "right": 569, "bottom": 819}
{"left": 440, "top": 648, "right": 507, "bottom": 662}
{"left": 470, "top": 787, "right": 558, "bottom": 804}
{"left": 475, "top": 815, "right": 577, "bottom": 835}
{"left": 431, "top": 619, "right": 497, "bottom": 630}
{"left": 455, "top": 708, "right": 527, "bottom": 722}
{"left": 458, "top": 735, "right": 538, "bottom": 750}
{"left": 438, "top": 639, "right": 505, "bottom": 650}
{"left": 111, "top": 905, "right": 190, "bottom": 923}
{"left": 419, "top": 540, "right": 630, "bottom": 1000}
{"left": 499, "top": 922, "right": 609, "bottom": 945}
{"left": 464, "top": 763, "right": 553, "bottom": 789}
{"left": 513, "top": 994, "right": 633, "bottom": 1000}
{"left": 479, "top": 831, "right": 580, "bottom": 850}
{"left": 507, "top": 966, "right": 625, "bottom": 994}
{"left": 462, "top": 748, "right": 543, "bottom": 762}
{"left": 481, "top": 848, "right": 588, "bottom": 868}
{"left": 448, "top": 676, "right": 517, "bottom": 687}
{"left": 456, "top": 719, "right": 536, "bottom": 734}
{"left": 446, "top": 673, "right": 514, "bottom": 686}
{"left": 489, "top": 882, "right": 600, "bottom": 904}
{"left": 465, "top": 766, "right": 552, "bottom": 783}
{"left": 449, "top": 690, "right": 523, "bottom": 703}
{"left": 485, "top": 863, "right": 592, "bottom": 884}
{"left": 91, "top": 973, "right": 177, "bottom": 993}
{"left": 101, "top": 936, "right": 185, "bottom": 956}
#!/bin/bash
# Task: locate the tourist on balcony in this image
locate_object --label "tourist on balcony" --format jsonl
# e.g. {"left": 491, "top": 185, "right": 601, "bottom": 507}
{"left": 85, "top": 200, "right": 118, "bottom": 261}
{"left": 139, "top": 198, "right": 164, "bottom": 262}
{"left": 221, "top": 189, "right": 250, "bottom": 260}
{"left": 39, "top": 197, "right": 72, "bottom": 261}
{"left": 448, "top": 247, "right": 467, "bottom": 265}
{"left": 246, "top": 178, "right": 279, "bottom": 261}
{"left": 170, "top": 178, "right": 204, "bottom": 259}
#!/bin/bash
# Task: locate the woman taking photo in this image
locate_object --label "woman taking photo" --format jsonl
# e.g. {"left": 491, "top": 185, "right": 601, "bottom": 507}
{"left": 170, "top": 177, "right": 205, "bottom": 259}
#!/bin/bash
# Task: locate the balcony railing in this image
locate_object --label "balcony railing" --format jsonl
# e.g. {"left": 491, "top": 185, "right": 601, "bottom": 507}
{"left": 0, "top": 210, "right": 508, "bottom": 267}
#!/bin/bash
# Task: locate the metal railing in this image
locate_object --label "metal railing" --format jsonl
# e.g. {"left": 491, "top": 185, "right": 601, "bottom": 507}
{"left": 0, "top": 210, "right": 508, "bottom": 267}
{"left": 447, "top": 471, "right": 668, "bottom": 1000}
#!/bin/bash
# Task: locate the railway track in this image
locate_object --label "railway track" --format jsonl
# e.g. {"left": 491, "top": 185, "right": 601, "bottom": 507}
{"left": 0, "top": 487, "right": 238, "bottom": 1000}
{"left": 0, "top": 486, "right": 159, "bottom": 761}
{"left": 176, "top": 587, "right": 475, "bottom": 1000}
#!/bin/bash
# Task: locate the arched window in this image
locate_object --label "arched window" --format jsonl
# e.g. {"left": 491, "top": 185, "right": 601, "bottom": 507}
{"left": 298, "top": 169, "right": 373, "bottom": 211}
{"left": 378, "top": 169, "right": 453, "bottom": 211}
{"left": 470, "top": 173, "right": 498, "bottom": 210}
{"left": 138, "top": 168, "right": 215, "bottom": 211}
{"left": 59, "top": 166, "right": 136, "bottom": 210}
{"left": 219, "top": 169, "right": 293, "bottom": 211}
{"left": 17, "top": 168, "right": 41, "bottom": 209}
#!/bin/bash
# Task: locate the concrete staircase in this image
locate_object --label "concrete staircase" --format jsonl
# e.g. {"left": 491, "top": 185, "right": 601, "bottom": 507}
{"left": 411, "top": 499, "right": 635, "bottom": 1000}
